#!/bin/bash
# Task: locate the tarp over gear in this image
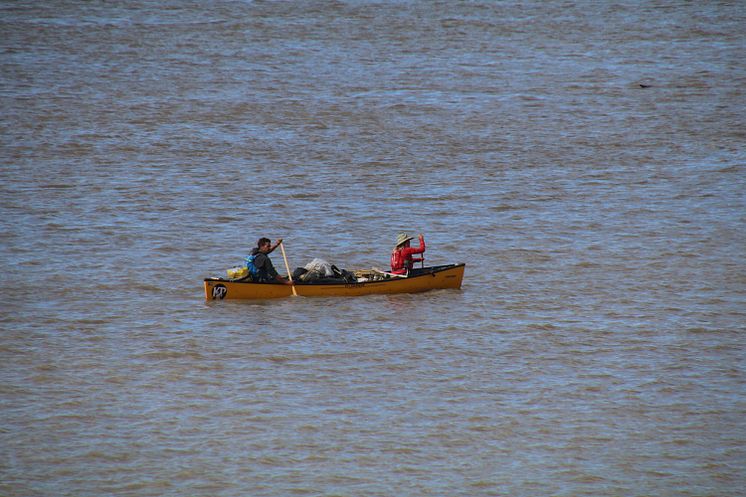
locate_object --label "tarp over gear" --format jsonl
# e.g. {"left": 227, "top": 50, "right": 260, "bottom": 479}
{"left": 293, "top": 258, "right": 356, "bottom": 284}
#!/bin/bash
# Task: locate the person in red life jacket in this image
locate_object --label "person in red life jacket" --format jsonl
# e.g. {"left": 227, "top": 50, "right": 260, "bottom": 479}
{"left": 390, "top": 232, "right": 426, "bottom": 275}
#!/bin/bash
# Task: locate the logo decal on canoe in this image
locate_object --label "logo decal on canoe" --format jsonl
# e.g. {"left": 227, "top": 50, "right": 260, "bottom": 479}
{"left": 212, "top": 284, "right": 227, "bottom": 300}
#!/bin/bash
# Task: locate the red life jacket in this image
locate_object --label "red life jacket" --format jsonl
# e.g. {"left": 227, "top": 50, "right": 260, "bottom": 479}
{"left": 391, "top": 249, "right": 407, "bottom": 273}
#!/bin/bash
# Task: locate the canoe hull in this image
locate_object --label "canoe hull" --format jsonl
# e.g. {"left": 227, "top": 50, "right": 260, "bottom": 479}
{"left": 204, "top": 264, "right": 465, "bottom": 300}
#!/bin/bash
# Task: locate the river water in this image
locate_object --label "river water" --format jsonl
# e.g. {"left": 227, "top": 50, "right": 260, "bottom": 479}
{"left": 1, "top": 1, "right": 745, "bottom": 496}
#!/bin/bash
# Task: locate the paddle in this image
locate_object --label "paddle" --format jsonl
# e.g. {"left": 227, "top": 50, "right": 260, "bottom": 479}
{"left": 279, "top": 241, "right": 297, "bottom": 296}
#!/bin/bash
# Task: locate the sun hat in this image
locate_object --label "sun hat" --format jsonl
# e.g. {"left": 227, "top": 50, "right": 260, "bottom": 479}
{"left": 395, "top": 232, "right": 414, "bottom": 247}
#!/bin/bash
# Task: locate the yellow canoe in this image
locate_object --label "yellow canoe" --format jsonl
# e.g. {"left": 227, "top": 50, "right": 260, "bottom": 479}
{"left": 204, "top": 264, "right": 465, "bottom": 300}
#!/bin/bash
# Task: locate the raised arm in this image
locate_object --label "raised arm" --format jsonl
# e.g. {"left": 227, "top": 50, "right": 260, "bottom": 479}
{"left": 411, "top": 234, "right": 425, "bottom": 254}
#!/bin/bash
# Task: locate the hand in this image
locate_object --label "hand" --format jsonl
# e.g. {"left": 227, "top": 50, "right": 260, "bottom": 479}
{"left": 275, "top": 238, "right": 283, "bottom": 246}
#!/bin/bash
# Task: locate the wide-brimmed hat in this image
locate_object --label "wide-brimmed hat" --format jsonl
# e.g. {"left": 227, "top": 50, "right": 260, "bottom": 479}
{"left": 395, "top": 232, "right": 414, "bottom": 247}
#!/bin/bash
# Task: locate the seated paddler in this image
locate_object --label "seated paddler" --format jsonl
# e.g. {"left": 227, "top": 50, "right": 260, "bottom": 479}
{"left": 390, "top": 232, "right": 426, "bottom": 275}
{"left": 246, "top": 237, "right": 293, "bottom": 285}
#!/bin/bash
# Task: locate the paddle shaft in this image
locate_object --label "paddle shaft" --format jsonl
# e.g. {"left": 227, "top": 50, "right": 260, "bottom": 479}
{"left": 279, "top": 242, "right": 297, "bottom": 296}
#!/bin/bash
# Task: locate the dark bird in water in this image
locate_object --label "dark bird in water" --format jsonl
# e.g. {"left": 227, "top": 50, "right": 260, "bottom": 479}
{"left": 639, "top": 84, "right": 651, "bottom": 88}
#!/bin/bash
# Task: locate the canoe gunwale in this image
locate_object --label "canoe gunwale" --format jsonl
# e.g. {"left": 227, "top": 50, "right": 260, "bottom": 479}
{"left": 205, "top": 263, "right": 463, "bottom": 285}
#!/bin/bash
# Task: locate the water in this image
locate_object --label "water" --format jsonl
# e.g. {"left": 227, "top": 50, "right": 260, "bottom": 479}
{"left": 1, "top": 1, "right": 745, "bottom": 496}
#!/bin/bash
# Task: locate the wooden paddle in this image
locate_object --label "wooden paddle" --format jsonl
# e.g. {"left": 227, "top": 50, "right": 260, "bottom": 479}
{"left": 279, "top": 241, "right": 297, "bottom": 296}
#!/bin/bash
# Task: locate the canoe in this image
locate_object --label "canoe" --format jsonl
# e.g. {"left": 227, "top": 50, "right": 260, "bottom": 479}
{"left": 204, "top": 263, "right": 465, "bottom": 300}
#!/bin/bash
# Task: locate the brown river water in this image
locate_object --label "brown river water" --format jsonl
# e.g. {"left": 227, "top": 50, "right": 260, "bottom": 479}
{"left": 1, "top": 1, "right": 745, "bottom": 496}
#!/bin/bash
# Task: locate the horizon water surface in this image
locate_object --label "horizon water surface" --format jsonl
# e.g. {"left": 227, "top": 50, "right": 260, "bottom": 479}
{"left": 1, "top": 1, "right": 745, "bottom": 496}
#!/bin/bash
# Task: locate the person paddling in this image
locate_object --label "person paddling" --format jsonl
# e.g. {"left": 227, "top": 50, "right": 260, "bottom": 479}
{"left": 248, "top": 238, "right": 293, "bottom": 284}
{"left": 390, "top": 232, "right": 426, "bottom": 275}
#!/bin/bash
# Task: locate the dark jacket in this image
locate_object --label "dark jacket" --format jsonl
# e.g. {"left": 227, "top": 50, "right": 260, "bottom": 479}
{"left": 251, "top": 247, "right": 279, "bottom": 282}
